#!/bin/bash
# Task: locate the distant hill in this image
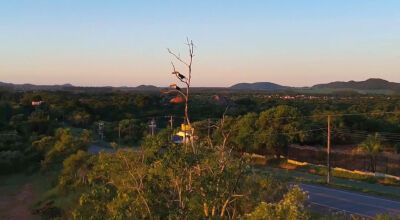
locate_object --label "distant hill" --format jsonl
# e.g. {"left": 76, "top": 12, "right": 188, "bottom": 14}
{"left": 312, "top": 78, "right": 400, "bottom": 92}
{"left": 0, "top": 81, "right": 160, "bottom": 92}
{"left": 134, "top": 85, "right": 160, "bottom": 91}
{"left": 0, "top": 82, "right": 76, "bottom": 91}
{"left": 2, "top": 78, "right": 400, "bottom": 94}
{"left": 230, "top": 78, "right": 400, "bottom": 94}
{"left": 230, "top": 82, "right": 287, "bottom": 91}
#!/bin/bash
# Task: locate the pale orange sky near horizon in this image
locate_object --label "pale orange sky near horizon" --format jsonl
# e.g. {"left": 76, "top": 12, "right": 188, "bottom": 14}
{"left": 1, "top": 1, "right": 399, "bottom": 87}
{"left": 2, "top": 47, "right": 399, "bottom": 87}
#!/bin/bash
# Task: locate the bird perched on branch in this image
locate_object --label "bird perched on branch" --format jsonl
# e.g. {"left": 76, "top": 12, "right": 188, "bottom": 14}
{"left": 172, "top": 71, "right": 186, "bottom": 80}
{"left": 170, "top": 84, "right": 181, "bottom": 91}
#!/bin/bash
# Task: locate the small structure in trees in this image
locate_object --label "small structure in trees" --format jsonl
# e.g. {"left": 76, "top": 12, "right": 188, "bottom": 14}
{"left": 172, "top": 123, "right": 194, "bottom": 144}
{"left": 32, "top": 101, "right": 43, "bottom": 106}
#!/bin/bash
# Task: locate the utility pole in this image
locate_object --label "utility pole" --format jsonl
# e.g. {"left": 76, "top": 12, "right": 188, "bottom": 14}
{"left": 129, "top": 122, "right": 132, "bottom": 137}
{"left": 118, "top": 122, "right": 121, "bottom": 147}
{"left": 327, "top": 115, "right": 331, "bottom": 184}
{"left": 98, "top": 121, "right": 104, "bottom": 141}
{"left": 149, "top": 117, "right": 156, "bottom": 136}
{"left": 207, "top": 118, "right": 211, "bottom": 139}
{"left": 169, "top": 115, "right": 173, "bottom": 129}
{"left": 169, "top": 115, "right": 173, "bottom": 141}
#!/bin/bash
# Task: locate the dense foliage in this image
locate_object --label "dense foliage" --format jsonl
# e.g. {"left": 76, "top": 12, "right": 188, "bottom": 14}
{"left": 1, "top": 89, "right": 400, "bottom": 174}
{"left": 57, "top": 133, "right": 303, "bottom": 219}
{"left": 1, "top": 88, "right": 400, "bottom": 218}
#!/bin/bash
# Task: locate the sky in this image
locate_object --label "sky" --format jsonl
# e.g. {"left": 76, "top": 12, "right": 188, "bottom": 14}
{"left": 0, "top": 0, "right": 399, "bottom": 87}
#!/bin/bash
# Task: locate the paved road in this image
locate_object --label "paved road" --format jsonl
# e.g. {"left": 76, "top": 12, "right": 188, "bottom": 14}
{"left": 258, "top": 166, "right": 400, "bottom": 197}
{"left": 88, "top": 145, "right": 116, "bottom": 154}
{"left": 87, "top": 145, "right": 140, "bottom": 154}
{"left": 300, "top": 183, "right": 400, "bottom": 218}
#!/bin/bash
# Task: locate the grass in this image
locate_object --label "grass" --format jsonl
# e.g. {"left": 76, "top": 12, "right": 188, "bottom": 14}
{"left": 0, "top": 171, "right": 60, "bottom": 220}
{"left": 0, "top": 173, "right": 32, "bottom": 192}
{"left": 308, "top": 209, "right": 351, "bottom": 220}
{"left": 249, "top": 155, "right": 400, "bottom": 187}
{"left": 27, "top": 169, "right": 84, "bottom": 219}
{"left": 0, "top": 170, "right": 59, "bottom": 195}
{"left": 295, "top": 164, "right": 400, "bottom": 186}
{"left": 0, "top": 168, "right": 80, "bottom": 219}
{"left": 252, "top": 166, "right": 295, "bottom": 182}
{"left": 32, "top": 186, "right": 83, "bottom": 218}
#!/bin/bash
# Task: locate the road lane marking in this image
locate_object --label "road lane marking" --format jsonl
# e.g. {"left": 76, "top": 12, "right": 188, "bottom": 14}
{"left": 308, "top": 201, "right": 373, "bottom": 218}
{"left": 306, "top": 191, "right": 400, "bottom": 214}
{"left": 300, "top": 183, "right": 400, "bottom": 205}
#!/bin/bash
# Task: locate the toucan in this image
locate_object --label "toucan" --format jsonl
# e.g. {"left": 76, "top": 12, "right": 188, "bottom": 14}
{"left": 172, "top": 71, "right": 186, "bottom": 80}
{"left": 170, "top": 84, "right": 181, "bottom": 91}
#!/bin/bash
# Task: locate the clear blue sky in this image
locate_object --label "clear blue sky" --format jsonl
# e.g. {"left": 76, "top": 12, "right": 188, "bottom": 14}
{"left": 0, "top": 1, "right": 399, "bottom": 87}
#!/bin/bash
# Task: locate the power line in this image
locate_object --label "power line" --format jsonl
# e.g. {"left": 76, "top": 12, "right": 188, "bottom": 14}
{"left": 252, "top": 111, "right": 400, "bottom": 121}
{"left": 334, "top": 129, "right": 400, "bottom": 137}
{"left": 0, "top": 132, "right": 18, "bottom": 136}
{"left": 262, "top": 128, "right": 327, "bottom": 136}
{"left": 332, "top": 131, "right": 400, "bottom": 142}
{"left": 335, "top": 128, "right": 400, "bottom": 137}
{"left": 89, "top": 110, "right": 400, "bottom": 123}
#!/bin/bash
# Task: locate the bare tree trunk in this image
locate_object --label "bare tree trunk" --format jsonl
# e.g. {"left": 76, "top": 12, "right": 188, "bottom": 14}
{"left": 168, "top": 38, "right": 196, "bottom": 153}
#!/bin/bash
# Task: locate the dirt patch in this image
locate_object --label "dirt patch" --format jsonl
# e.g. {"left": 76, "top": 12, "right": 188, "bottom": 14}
{"left": 0, "top": 183, "right": 36, "bottom": 220}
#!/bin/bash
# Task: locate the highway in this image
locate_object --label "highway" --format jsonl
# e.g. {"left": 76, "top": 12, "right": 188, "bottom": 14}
{"left": 300, "top": 183, "right": 400, "bottom": 218}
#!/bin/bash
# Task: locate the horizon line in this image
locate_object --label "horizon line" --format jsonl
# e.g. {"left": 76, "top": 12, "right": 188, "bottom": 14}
{"left": 0, "top": 77, "right": 397, "bottom": 88}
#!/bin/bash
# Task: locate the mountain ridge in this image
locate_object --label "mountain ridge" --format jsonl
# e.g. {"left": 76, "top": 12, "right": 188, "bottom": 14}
{"left": 1, "top": 78, "right": 400, "bottom": 94}
{"left": 0, "top": 81, "right": 161, "bottom": 92}
{"left": 312, "top": 78, "right": 400, "bottom": 91}
{"left": 230, "top": 82, "right": 287, "bottom": 91}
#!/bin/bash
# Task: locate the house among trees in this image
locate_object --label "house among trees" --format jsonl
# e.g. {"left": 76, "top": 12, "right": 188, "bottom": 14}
{"left": 173, "top": 124, "right": 194, "bottom": 144}
{"left": 31, "top": 101, "right": 43, "bottom": 106}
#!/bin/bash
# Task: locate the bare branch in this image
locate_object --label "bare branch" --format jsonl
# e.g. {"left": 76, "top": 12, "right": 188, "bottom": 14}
{"left": 171, "top": 61, "right": 176, "bottom": 72}
{"left": 167, "top": 48, "right": 189, "bottom": 67}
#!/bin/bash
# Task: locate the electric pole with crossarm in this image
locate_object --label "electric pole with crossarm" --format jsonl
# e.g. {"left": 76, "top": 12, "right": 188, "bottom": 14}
{"left": 327, "top": 115, "right": 331, "bottom": 184}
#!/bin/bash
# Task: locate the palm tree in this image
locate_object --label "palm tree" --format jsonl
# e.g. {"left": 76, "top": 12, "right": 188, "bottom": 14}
{"left": 358, "top": 133, "right": 383, "bottom": 172}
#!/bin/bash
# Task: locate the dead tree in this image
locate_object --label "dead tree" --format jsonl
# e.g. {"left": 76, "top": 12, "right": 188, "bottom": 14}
{"left": 166, "top": 38, "right": 196, "bottom": 153}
